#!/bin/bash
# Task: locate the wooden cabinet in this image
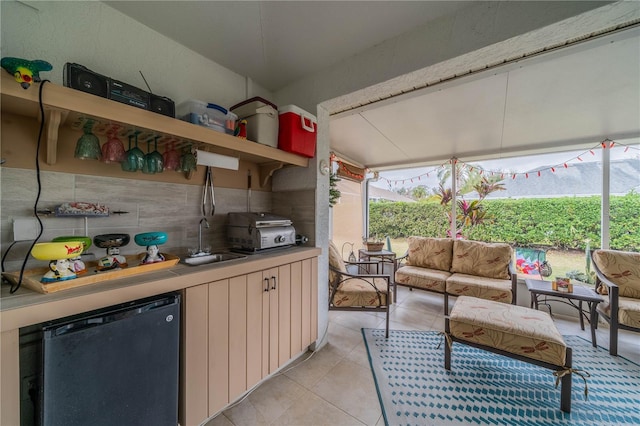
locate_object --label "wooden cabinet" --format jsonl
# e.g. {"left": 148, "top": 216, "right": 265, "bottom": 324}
{"left": 208, "top": 279, "right": 230, "bottom": 414}
{"left": 180, "top": 257, "right": 318, "bottom": 426}
{"left": 181, "top": 279, "right": 230, "bottom": 426}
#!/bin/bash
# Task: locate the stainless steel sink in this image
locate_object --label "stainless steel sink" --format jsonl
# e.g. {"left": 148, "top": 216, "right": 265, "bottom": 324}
{"left": 183, "top": 252, "right": 247, "bottom": 266}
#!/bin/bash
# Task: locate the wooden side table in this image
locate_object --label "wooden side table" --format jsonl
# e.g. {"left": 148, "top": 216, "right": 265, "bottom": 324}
{"left": 525, "top": 278, "right": 603, "bottom": 346}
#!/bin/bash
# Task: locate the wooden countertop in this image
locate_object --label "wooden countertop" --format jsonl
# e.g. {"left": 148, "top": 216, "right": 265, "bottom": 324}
{"left": 0, "top": 246, "right": 321, "bottom": 332}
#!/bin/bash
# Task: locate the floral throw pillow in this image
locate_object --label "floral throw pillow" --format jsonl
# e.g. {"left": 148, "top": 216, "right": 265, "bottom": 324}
{"left": 593, "top": 249, "right": 640, "bottom": 299}
{"left": 405, "top": 237, "right": 453, "bottom": 271}
{"left": 450, "top": 240, "right": 512, "bottom": 280}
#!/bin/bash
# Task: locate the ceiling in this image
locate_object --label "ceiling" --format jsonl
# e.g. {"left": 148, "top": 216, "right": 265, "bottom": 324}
{"left": 330, "top": 27, "right": 640, "bottom": 170}
{"left": 104, "top": 1, "right": 472, "bottom": 92}
{"left": 105, "top": 2, "right": 639, "bottom": 171}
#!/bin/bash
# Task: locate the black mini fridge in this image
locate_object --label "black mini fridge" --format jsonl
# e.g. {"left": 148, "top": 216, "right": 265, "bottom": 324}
{"left": 39, "top": 293, "right": 180, "bottom": 426}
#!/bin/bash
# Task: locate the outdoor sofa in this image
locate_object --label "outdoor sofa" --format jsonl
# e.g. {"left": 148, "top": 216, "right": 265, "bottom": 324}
{"left": 395, "top": 237, "right": 517, "bottom": 314}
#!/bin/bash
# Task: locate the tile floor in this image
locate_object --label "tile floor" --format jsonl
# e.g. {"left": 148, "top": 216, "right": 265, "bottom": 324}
{"left": 206, "top": 286, "right": 640, "bottom": 426}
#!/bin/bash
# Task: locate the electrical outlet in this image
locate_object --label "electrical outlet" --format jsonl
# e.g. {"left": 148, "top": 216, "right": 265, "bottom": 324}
{"left": 13, "top": 218, "right": 40, "bottom": 241}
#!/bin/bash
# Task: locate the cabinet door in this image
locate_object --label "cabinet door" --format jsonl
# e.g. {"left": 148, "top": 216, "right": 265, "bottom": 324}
{"left": 301, "top": 259, "right": 312, "bottom": 347}
{"left": 228, "top": 275, "right": 248, "bottom": 399}
{"left": 181, "top": 284, "right": 209, "bottom": 426}
{"left": 290, "top": 261, "right": 303, "bottom": 356}
{"left": 264, "top": 268, "right": 279, "bottom": 375}
{"left": 246, "top": 271, "right": 264, "bottom": 389}
{"left": 277, "top": 263, "right": 291, "bottom": 368}
{"left": 311, "top": 257, "right": 318, "bottom": 342}
{"left": 208, "top": 279, "right": 230, "bottom": 416}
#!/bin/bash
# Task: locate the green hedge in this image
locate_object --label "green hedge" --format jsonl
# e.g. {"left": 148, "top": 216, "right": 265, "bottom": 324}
{"left": 369, "top": 193, "right": 640, "bottom": 251}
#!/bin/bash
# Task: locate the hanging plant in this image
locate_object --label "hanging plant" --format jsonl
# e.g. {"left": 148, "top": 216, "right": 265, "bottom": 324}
{"left": 329, "top": 172, "right": 341, "bottom": 207}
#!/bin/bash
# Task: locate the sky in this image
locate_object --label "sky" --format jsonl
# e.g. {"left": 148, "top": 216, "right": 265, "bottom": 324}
{"left": 372, "top": 140, "right": 640, "bottom": 191}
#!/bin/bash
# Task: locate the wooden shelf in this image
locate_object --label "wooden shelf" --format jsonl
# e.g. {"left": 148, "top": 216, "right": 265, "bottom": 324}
{"left": 0, "top": 73, "right": 309, "bottom": 176}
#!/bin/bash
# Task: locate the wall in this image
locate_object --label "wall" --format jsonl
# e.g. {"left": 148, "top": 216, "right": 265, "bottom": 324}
{"left": 0, "top": 166, "right": 271, "bottom": 272}
{"left": 331, "top": 179, "right": 365, "bottom": 252}
{"left": 0, "top": 0, "right": 272, "bottom": 106}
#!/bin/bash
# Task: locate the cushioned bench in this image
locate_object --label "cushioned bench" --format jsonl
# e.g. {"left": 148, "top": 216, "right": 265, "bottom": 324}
{"left": 444, "top": 296, "right": 574, "bottom": 413}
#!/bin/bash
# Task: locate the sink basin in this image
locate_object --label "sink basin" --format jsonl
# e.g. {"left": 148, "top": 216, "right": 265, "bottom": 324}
{"left": 183, "top": 252, "right": 247, "bottom": 266}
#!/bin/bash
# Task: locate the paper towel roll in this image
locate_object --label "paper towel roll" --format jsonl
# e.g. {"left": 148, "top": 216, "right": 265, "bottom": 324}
{"left": 196, "top": 150, "right": 239, "bottom": 170}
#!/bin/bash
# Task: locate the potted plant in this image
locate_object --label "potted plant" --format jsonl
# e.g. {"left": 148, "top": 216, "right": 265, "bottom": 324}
{"left": 364, "top": 236, "right": 384, "bottom": 252}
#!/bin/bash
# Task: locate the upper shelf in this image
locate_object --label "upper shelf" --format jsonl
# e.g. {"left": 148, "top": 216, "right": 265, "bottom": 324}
{"left": 0, "top": 73, "right": 309, "bottom": 170}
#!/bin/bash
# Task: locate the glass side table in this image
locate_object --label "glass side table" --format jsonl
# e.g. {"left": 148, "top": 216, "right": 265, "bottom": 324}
{"left": 358, "top": 249, "right": 397, "bottom": 301}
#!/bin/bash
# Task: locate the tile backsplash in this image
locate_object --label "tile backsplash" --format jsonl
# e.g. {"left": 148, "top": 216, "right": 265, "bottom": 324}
{"left": 1, "top": 168, "right": 271, "bottom": 272}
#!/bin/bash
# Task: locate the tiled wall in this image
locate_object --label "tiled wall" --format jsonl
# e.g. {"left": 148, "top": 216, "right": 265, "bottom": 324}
{"left": 0, "top": 168, "right": 271, "bottom": 272}
{"left": 272, "top": 189, "right": 316, "bottom": 247}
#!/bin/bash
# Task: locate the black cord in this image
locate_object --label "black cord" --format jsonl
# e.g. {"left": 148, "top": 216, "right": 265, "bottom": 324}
{"left": 9, "top": 80, "right": 49, "bottom": 293}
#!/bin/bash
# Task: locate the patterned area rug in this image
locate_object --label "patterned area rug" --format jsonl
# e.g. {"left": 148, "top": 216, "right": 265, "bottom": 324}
{"left": 362, "top": 329, "right": 640, "bottom": 426}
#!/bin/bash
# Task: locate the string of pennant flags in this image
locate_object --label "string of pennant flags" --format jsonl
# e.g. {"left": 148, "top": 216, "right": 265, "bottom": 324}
{"left": 373, "top": 139, "right": 639, "bottom": 188}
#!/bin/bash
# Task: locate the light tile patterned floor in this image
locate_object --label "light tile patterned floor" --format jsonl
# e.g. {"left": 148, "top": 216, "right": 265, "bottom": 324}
{"left": 206, "top": 286, "right": 640, "bottom": 426}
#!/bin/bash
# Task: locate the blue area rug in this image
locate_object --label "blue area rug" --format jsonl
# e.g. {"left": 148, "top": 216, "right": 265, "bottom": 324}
{"left": 362, "top": 328, "right": 640, "bottom": 426}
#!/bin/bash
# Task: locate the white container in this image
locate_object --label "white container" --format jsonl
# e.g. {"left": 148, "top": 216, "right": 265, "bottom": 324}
{"left": 177, "top": 99, "right": 237, "bottom": 135}
{"left": 230, "top": 97, "right": 279, "bottom": 148}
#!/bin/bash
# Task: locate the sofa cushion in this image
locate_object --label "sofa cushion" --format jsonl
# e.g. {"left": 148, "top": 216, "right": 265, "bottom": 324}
{"left": 333, "top": 277, "right": 389, "bottom": 307}
{"left": 446, "top": 273, "right": 513, "bottom": 304}
{"left": 598, "top": 296, "right": 640, "bottom": 329}
{"left": 395, "top": 265, "right": 450, "bottom": 293}
{"left": 328, "top": 241, "right": 347, "bottom": 284}
{"left": 451, "top": 240, "right": 512, "bottom": 280}
{"left": 405, "top": 236, "right": 453, "bottom": 271}
{"left": 449, "top": 296, "right": 567, "bottom": 366}
{"left": 593, "top": 249, "right": 640, "bottom": 299}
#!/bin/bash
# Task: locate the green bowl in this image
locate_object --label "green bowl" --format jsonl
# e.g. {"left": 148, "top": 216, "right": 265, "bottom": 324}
{"left": 52, "top": 236, "right": 92, "bottom": 252}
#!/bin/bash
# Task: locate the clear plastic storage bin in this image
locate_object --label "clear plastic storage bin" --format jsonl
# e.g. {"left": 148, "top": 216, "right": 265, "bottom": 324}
{"left": 177, "top": 99, "right": 237, "bottom": 134}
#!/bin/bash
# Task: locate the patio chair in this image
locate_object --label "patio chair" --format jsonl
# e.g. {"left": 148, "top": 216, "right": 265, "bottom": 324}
{"left": 591, "top": 249, "right": 640, "bottom": 356}
{"left": 328, "top": 241, "right": 390, "bottom": 337}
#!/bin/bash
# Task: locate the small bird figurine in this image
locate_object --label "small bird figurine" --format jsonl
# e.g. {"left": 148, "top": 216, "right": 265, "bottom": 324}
{"left": 1, "top": 57, "right": 52, "bottom": 89}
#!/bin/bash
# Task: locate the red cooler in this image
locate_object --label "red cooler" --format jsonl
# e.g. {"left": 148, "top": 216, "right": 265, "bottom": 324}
{"left": 278, "top": 105, "right": 317, "bottom": 158}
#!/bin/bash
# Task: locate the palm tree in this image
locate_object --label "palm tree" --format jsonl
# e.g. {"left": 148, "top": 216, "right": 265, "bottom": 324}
{"left": 411, "top": 185, "right": 428, "bottom": 200}
{"left": 437, "top": 162, "right": 486, "bottom": 196}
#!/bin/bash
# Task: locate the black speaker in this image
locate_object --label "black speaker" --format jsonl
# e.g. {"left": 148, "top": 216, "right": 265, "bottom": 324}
{"left": 149, "top": 94, "right": 175, "bottom": 118}
{"left": 63, "top": 63, "right": 109, "bottom": 98}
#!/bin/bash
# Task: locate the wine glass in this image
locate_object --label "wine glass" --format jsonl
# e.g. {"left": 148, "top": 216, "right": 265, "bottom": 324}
{"left": 142, "top": 139, "right": 157, "bottom": 174}
{"left": 180, "top": 145, "right": 197, "bottom": 173}
{"left": 101, "top": 124, "right": 126, "bottom": 163}
{"left": 163, "top": 140, "right": 181, "bottom": 171}
{"left": 150, "top": 136, "right": 164, "bottom": 173}
{"left": 74, "top": 119, "right": 101, "bottom": 160}
{"left": 122, "top": 131, "right": 144, "bottom": 172}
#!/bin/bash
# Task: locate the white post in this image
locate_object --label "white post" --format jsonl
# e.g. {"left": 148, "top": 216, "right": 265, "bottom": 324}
{"left": 601, "top": 144, "right": 610, "bottom": 249}
{"left": 450, "top": 158, "right": 457, "bottom": 240}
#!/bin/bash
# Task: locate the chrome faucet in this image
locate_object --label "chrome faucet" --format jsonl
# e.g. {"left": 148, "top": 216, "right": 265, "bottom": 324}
{"left": 197, "top": 217, "right": 210, "bottom": 255}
